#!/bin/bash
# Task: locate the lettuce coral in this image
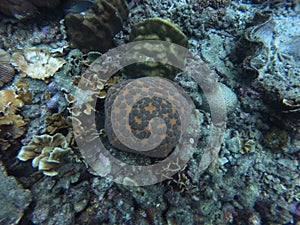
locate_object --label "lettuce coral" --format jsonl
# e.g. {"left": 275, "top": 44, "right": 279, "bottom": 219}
{"left": 17, "top": 133, "right": 72, "bottom": 176}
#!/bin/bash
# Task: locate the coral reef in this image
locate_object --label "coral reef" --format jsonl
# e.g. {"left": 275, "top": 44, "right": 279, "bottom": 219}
{"left": 64, "top": 0, "right": 128, "bottom": 53}
{"left": 11, "top": 48, "right": 66, "bottom": 81}
{"left": 17, "top": 133, "right": 72, "bottom": 176}
{"left": 0, "top": 162, "right": 32, "bottom": 224}
{"left": 0, "top": 49, "right": 15, "bottom": 88}
{"left": 0, "top": 0, "right": 299, "bottom": 225}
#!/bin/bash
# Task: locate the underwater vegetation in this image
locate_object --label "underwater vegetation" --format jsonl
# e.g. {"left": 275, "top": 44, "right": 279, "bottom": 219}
{"left": 0, "top": 0, "right": 299, "bottom": 224}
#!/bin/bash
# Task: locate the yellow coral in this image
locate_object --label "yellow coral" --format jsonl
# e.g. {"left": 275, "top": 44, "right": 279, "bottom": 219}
{"left": 17, "top": 133, "right": 72, "bottom": 176}
{"left": 0, "top": 89, "right": 24, "bottom": 113}
{"left": 11, "top": 48, "right": 65, "bottom": 80}
{"left": 0, "top": 89, "right": 26, "bottom": 151}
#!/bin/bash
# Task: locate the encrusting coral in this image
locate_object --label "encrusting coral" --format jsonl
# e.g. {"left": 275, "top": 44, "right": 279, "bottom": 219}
{"left": 125, "top": 18, "right": 189, "bottom": 80}
{"left": 129, "top": 18, "right": 189, "bottom": 48}
{"left": 0, "top": 89, "right": 27, "bottom": 151}
{"left": 11, "top": 48, "right": 66, "bottom": 81}
{"left": 17, "top": 133, "right": 72, "bottom": 176}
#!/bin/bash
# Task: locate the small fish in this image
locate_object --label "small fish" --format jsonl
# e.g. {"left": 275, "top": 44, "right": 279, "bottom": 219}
{"left": 65, "top": 1, "right": 94, "bottom": 14}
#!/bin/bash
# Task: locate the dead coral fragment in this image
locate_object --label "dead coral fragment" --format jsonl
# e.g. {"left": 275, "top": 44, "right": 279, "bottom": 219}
{"left": 11, "top": 48, "right": 66, "bottom": 80}
{"left": 17, "top": 133, "right": 72, "bottom": 176}
{"left": 0, "top": 49, "right": 15, "bottom": 88}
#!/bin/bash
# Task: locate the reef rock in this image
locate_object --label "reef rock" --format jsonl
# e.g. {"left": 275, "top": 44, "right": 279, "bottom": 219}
{"left": 0, "top": 162, "right": 32, "bottom": 224}
{"left": 64, "top": 0, "right": 128, "bottom": 53}
{"left": 0, "top": 0, "right": 60, "bottom": 20}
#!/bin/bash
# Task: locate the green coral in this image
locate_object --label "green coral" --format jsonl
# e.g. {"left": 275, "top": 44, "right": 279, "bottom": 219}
{"left": 125, "top": 18, "right": 189, "bottom": 80}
